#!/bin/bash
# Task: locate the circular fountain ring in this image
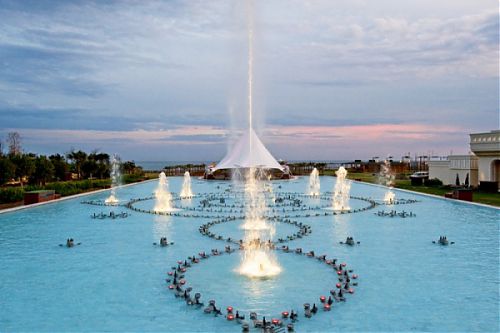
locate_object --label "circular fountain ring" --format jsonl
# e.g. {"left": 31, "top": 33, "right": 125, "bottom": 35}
{"left": 165, "top": 246, "right": 359, "bottom": 330}
{"left": 81, "top": 199, "right": 126, "bottom": 207}
{"left": 183, "top": 192, "right": 378, "bottom": 216}
{"left": 375, "top": 198, "right": 420, "bottom": 205}
{"left": 123, "top": 192, "right": 379, "bottom": 218}
{"left": 198, "top": 216, "right": 312, "bottom": 246}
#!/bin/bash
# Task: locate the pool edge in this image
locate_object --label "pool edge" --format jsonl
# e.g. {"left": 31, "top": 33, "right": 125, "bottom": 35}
{"left": 351, "top": 179, "right": 500, "bottom": 210}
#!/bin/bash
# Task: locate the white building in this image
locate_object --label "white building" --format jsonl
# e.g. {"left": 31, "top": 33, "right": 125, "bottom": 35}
{"left": 428, "top": 155, "right": 478, "bottom": 186}
{"left": 428, "top": 130, "right": 499, "bottom": 190}
{"left": 470, "top": 130, "right": 500, "bottom": 190}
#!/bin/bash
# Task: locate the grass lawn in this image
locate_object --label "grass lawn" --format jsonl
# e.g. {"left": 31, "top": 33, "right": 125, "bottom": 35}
{"left": 343, "top": 172, "right": 500, "bottom": 207}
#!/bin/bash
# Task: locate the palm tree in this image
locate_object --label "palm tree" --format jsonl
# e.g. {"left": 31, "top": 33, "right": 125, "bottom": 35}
{"left": 66, "top": 150, "right": 87, "bottom": 180}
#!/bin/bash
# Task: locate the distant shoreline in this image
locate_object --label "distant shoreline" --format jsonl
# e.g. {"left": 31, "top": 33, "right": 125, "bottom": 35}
{"left": 136, "top": 160, "right": 354, "bottom": 171}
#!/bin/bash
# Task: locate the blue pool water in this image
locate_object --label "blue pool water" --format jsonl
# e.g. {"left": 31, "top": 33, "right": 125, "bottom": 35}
{"left": 0, "top": 177, "right": 498, "bottom": 332}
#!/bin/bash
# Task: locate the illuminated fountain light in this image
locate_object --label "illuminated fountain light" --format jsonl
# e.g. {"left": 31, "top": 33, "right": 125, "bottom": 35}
{"left": 379, "top": 160, "right": 396, "bottom": 204}
{"left": 105, "top": 154, "right": 121, "bottom": 205}
{"left": 240, "top": 168, "right": 275, "bottom": 233}
{"left": 237, "top": 247, "right": 281, "bottom": 278}
{"left": 384, "top": 190, "right": 396, "bottom": 204}
{"left": 237, "top": 168, "right": 281, "bottom": 278}
{"left": 236, "top": 0, "right": 280, "bottom": 278}
{"left": 333, "top": 167, "right": 351, "bottom": 211}
{"left": 180, "top": 171, "right": 194, "bottom": 198}
{"left": 308, "top": 168, "right": 320, "bottom": 196}
{"left": 154, "top": 172, "right": 175, "bottom": 213}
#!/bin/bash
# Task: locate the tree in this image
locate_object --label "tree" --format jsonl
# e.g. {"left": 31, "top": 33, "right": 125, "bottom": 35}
{"left": 122, "top": 161, "right": 137, "bottom": 174}
{"left": 66, "top": 150, "right": 87, "bottom": 179}
{"left": 88, "top": 152, "right": 110, "bottom": 178}
{"left": 49, "top": 154, "right": 69, "bottom": 181}
{"left": 455, "top": 173, "right": 460, "bottom": 186}
{"left": 7, "top": 132, "right": 22, "bottom": 155}
{"left": 31, "top": 156, "right": 54, "bottom": 186}
{"left": 0, "top": 157, "right": 16, "bottom": 185}
{"left": 10, "top": 153, "right": 35, "bottom": 186}
{"left": 81, "top": 159, "right": 98, "bottom": 179}
{"left": 464, "top": 173, "right": 469, "bottom": 188}
{"left": 0, "top": 138, "right": 3, "bottom": 156}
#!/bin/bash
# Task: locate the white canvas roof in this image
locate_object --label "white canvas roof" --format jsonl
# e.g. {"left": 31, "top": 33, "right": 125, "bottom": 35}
{"left": 214, "top": 128, "right": 284, "bottom": 171}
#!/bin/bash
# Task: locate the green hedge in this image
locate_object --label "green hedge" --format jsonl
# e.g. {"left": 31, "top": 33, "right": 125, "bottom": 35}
{"left": 0, "top": 187, "right": 25, "bottom": 203}
{"left": 424, "top": 178, "right": 443, "bottom": 187}
{"left": 0, "top": 176, "right": 152, "bottom": 204}
{"left": 0, "top": 179, "right": 112, "bottom": 204}
{"left": 43, "top": 179, "right": 111, "bottom": 196}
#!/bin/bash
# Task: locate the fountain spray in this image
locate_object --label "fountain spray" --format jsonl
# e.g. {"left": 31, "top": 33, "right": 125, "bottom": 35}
{"left": 154, "top": 172, "right": 173, "bottom": 212}
{"left": 333, "top": 167, "right": 351, "bottom": 211}
{"left": 237, "top": 168, "right": 281, "bottom": 278}
{"left": 237, "top": 0, "right": 281, "bottom": 278}
{"left": 105, "top": 154, "right": 121, "bottom": 205}
{"left": 180, "top": 171, "right": 194, "bottom": 198}
{"left": 379, "top": 160, "right": 396, "bottom": 204}
{"left": 308, "top": 168, "right": 320, "bottom": 196}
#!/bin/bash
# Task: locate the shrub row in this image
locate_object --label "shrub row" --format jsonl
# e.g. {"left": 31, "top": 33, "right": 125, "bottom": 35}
{"left": 0, "top": 179, "right": 112, "bottom": 204}
{"left": 1, "top": 175, "right": 154, "bottom": 204}
{"left": 0, "top": 187, "right": 25, "bottom": 203}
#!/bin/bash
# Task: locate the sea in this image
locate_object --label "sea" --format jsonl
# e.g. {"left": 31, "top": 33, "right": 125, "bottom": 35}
{"left": 136, "top": 160, "right": 352, "bottom": 171}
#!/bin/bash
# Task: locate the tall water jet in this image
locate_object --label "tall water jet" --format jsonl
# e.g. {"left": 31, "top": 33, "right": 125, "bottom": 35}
{"left": 238, "top": 168, "right": 281, "bottom": 278}
{"left": 154, "top": 172, "right": 173, "bottom": 212}
{"left": 105, "top": 154, "right": 121, "bottom": 205}
{"left": 308, "top": 168, "right": 320, "bottom": 196}
{"left": 379, "top": 160, "right": 396, "bottom": 204}
{"left": 333, "top": 167, "right": 351, "bottom": 211}
{"left": 180, "top": 171, "right": 193, "bottom": 198}
{"left": 236, "top": 1, "right": 281, "bottom": 278}
{"left": 241, "top": 169, "right": 272, "bottom": 232}
{"left": 246, "top": 0, "right": 254, "bottom": 141}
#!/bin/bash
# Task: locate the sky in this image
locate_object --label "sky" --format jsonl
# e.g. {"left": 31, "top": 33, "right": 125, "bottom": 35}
{"left": 0, "top": 0, "right": 498, "bottom": 162}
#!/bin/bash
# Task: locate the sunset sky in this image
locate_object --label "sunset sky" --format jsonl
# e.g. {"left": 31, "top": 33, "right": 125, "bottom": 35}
{"left": 0, "top": 0, "right": 498, "bottom": 162}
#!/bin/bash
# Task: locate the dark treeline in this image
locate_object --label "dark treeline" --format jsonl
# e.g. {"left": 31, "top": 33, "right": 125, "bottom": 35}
{"left": 0, "top": 132, "right": 142, "bottom": 187}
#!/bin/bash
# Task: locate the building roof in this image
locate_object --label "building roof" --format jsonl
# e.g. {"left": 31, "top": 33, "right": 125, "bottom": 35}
{"left": 213, "top": 128, "right": 284, "bottom": 171}
{"left": 470, "top": 130, "right": 500, "bottom": 155}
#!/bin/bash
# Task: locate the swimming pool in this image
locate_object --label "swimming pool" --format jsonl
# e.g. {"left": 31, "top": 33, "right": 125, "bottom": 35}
{"left": 0, "top": 177, "right": 498, "bottom": 332}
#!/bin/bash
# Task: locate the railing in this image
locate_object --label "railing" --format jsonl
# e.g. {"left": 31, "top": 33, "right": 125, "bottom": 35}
{"left": 470, "top": 132, "right": 500, "bottom": 143}
{"left": 470, "top": 131, "right": 500, "bottom": 153}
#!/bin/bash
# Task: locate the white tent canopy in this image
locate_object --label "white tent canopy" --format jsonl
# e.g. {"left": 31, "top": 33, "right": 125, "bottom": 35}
{"left": 214, "top": 128, "right": 284, "bottom": 171}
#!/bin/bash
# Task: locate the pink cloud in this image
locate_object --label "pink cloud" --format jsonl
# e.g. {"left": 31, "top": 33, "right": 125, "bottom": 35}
{"left": 3, "top": 123, "right": 469, "bottom": 160}
{"left": 265, "top": 123, "right": 463, "bottom": 142}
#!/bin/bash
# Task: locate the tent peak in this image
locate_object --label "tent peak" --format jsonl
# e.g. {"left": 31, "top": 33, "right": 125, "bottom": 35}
{"left": 213, "top": 128, "right": 284, "bottom": 171}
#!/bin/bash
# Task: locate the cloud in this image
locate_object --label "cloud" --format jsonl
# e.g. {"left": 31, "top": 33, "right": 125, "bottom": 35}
{"left": 0, "top": 101, "right": 230, "bottom": 131}
{"left": 289, "top": 79, "right": 373, "bottom": 87}
{"left": 265, "top": 123, "right": 464, "bottom": 142}
{"left": 263, "top": 123, "right": 470, "bottom": 160}
{"left": 0, "top": 126, "right": 226, "bottom": 145}
{"left": 0, "top": 1, "right": 497, "bottom": 160}
{"left": 268, "top": 10, "right": 498, "bottom": 81}
{"left": 0, "top": 122, "right": 470, "bottom": 161}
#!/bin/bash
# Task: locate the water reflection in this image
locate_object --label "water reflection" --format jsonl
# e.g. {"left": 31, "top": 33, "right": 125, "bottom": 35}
{"left": 153, "top": 215, "right": 173, "bottom": 241}
{"left": 333, "top": 213, "right": 352, "bottom": 243}
{"left": 238, "top": 264, "right": 284, "bottom": 312}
